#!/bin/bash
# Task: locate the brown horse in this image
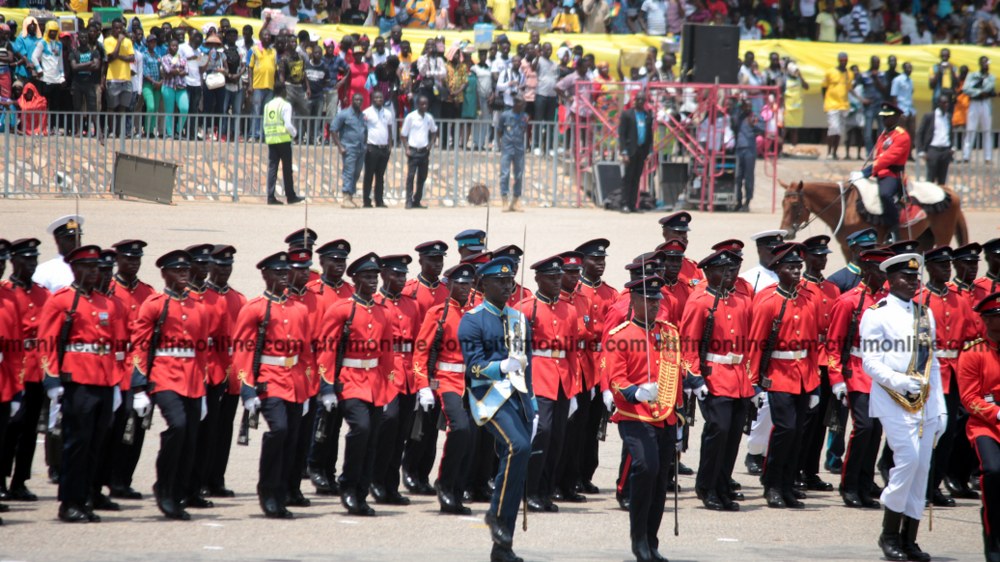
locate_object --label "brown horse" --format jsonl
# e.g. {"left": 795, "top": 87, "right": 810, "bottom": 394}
{"left": 779, "top": 180, "right": 969, "bottom": 260}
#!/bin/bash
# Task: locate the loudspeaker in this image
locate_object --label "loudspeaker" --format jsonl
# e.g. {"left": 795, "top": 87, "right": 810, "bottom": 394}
{"left": 659, "top": 162, "right": 687, "bottom": 209}
{"left": 680, "top": 24, "right": 740, "bottom": 84}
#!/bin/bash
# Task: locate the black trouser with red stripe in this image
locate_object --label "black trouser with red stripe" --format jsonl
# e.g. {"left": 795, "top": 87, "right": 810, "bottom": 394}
{"left": 619, "top": 420, "right": 675, "bottom": 546}
{"left": 974, "top": 436, "right": 1000, "bottom": 558}
{"left": 696, "top": 394, "right": 747, "bottom": 497}
{"left": 437, "top": 391, "right": 474, "bottom": 496}
{"left": 842, "top": 391, "right": 882, "bottom": 495}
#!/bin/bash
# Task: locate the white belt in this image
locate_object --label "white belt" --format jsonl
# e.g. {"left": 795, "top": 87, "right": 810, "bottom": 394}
{"left": 394, "top": 342, "right": 413, "bottom": 353}
{"left": 850, "top": 346, "right": 863, "bottom": 359}
{"left": 155, "top": 348, "right": 197, "bottom": 359}
{"left": 936, "top": 349, "right": 959, "bottom": 359}
{"left": 594, "top": 342, "right": 602, "bottom": 352}
{"left": 261, "top": 354, "right": 299, "bottom": 368}
{"left": 115, "top": 352, "right": 125, "bottom": 361}
{"left": 65, "top": 343, "right": 113, "bottom": 355}
{"left": 770, "top": 349, "right": 808, "bottom": 360}
{"left": 436, "top": 361, "right": 465, "bottom": 373}
{"left": 342, "top": 358, "right": 378, "bottom": 369}
{"left": 533, "top": 349, "right": 566, "bottom": 359}
{"left": 705, "top": 352, "right": 743, "bottom": 365}
{"left": 0, "top": 351, "right": 3, "bottom": 363}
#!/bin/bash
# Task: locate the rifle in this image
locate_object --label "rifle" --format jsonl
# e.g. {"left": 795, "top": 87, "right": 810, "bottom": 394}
{"left": 55, "top": 291, "right": 82, "bottom": 382}
{"left": 412, "top": 299, "right": 451, "bottom": 441}
{"left": 840, "top": 288, "right": 868, "bottom": 381}
{"left": 131, "top": 297, "right": 172, "bottom": 442}
{"left": 318, "top": 302, "right": 356, "bottom": 443}
{"left": 247, "top": 300, "right": 273, "bottom": 438}
{"left": 699, "top": 287, "right": 723, "bottom": 377}
{"left": 756, "top": 294, "right": 790, "bottom": 391}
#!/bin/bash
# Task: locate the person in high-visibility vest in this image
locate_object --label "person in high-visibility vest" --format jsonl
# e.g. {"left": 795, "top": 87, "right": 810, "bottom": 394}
{"left": 264, "top": 82, "right": 305, "bottom": 205}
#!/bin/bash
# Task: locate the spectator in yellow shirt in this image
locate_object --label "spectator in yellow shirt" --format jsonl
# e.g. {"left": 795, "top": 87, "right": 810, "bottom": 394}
{"left": 406, "top": 0, "right": 438, "bottom": 28}
{"left": 552, "top": 0, "right": 582, "bottom": 33}
{"left": 821, "top": 51, "right": 854, "bottom": 159}
{"left": 249, "top": 30, "right": 277, "bottom": 140}
{"left": 103, "top": 18, "right": 135, "bottom": 137}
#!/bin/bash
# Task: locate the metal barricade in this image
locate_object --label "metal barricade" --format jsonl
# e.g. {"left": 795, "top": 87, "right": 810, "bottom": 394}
{"left": 910, "top": 130, "right": 999, "bottom": 210}
{"left": 1, "top": 111, "right": 576, "bottom": 207}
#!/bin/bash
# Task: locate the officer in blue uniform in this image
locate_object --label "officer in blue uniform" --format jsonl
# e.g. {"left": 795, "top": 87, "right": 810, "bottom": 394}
{"left": 455, "top": 229, "right": 488, "bottom": 260}
{"left": 458, "top": 256, "right": 537, "bottom": 562}
{"left": 828, "top": 228, "right": 879, "bottom": 294}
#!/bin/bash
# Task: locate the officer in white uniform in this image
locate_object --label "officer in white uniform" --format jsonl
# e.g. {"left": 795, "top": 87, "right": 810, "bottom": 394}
{"left": 740, "top": 229, "right": 786, "bottom": 474}
{"left": 32, "top": 215, "right": 84, "bottom": 292}
{"left": 860, "top": 253, "right": 946, "bottom": 562}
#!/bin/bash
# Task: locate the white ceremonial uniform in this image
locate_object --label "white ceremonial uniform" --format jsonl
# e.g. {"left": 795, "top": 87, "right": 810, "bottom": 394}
{"left": 741, "top": 263, "right": 780, "bottom": 457}
{"left": 32, "top": 256, "right": 74, "bottom": 292}
{"left": 860, "top": 293, "right": 947, "bottom": 520}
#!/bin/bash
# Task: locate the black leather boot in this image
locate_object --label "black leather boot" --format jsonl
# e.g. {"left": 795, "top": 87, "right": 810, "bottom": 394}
{"left": 901, "top": 516, "right": 931, "bottom": 562}
{"left": 878, "top": 509, "right": 907, "bottom": 561}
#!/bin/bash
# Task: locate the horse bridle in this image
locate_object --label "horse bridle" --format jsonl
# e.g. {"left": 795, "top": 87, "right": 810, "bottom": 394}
{"left": 783, "top": 189, "right": 809, "bottom": 238}
{"left": 784, "top": 182, "right": 854, "bottom": 238}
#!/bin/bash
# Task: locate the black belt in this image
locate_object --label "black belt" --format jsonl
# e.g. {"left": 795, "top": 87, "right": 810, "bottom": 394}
{"left": 368, "top": 143, "right": 390, "bottom": 149}
{"left": 410, "top": 146, "right": 430, "bottom": 152}
{"left": 928, "top": 145, "right": 951, "bottom": 150}
{"left": 888, "top": 165, "right": 905, "bottom": 173}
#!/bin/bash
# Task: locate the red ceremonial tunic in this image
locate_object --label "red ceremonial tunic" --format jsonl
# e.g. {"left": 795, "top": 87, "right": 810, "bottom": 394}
{"left": 577, "top": 278, "right": 618, "bottom": 390}
{"left": 921, "top": 284, "right": 977, "bottom": 392}
{"left": 661, "top": 278, "right": 695, "bottom": 324}
{"left": 973, "top": 274, "right": 1000, "bottom": 306}
{"left": 413, "top": 298, "right": 466, "bottom": 397}
{"left": 188, "top": 285, "right": 230, "bottom": 387}
{"left": 679, "top": 286, "right": 754, "bottom": 398}
{"left": 606, "top": 319, "right": 683, "bottom": 427}
{"left": 404, "top": 274, "right": 449, "bottom": 316}
{"left": 3, "top": 279, "right": 49, "bottom": 384}
{"left": 209, "top": 284, "right": 247, "bottom": 396}
{"left": 0, "top": 289, "right": 25, "bottom": 402}
{"left": 287, "top": 286, "right": 321, "bottom": 396}
{"left": 802, "top": 274, "right": 840, "bottom": 370}
{"left": 561, "top": 289, "right": 597, "bottom": 390}
{"left": 957, "top": 337, "right": 1000, "bottom": 444}
{"left": 39, "top": 286, "right": 126, "bottom": 387}
{"left": 109, "top": 276, "right": 155, "bottom": 389}
{"left": 746, "top": 284, "right": 820, "bottom": 394}
{"left": 377, "top": 288, "right": 421, "bottom": 397}
{"left": 518, "top": 293, "right": 579, "bottom": 399}
{"left": 232, "top": 292, "right": 313, "bottom": 404}
{"left": 872, "top": 126, "right": 911, "bottom": 178}
{"left": 130, "top": 290, "right": 210, "bottom": 399}
{"left": 317, "top": 294, "right": 396, "bottom": 407}
{"left": 680, "top": 257, "right": 705, "bottom": 285}
{"left": 827, "top": 283, "right": 883, "bottom": 394}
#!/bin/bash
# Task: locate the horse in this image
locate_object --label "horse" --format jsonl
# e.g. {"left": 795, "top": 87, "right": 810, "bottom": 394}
{"left": 779, "top": 180, "right": 969, "bottom": 260}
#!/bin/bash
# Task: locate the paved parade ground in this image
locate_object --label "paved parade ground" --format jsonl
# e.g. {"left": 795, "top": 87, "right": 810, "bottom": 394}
{"left": 1, "top": 189, "right": 998, "bottom": 562}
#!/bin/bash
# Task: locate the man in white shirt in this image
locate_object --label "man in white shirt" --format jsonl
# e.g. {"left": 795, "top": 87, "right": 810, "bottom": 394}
{"left": 641, "top": 0, "right": 668, "bottom": 35}
{"left": 533, "top": 43, "right": 560, "bottom": 154}
{"left": 400, "top": 96, "right": 438, "bottom": 209}
{"left": 32, "top": 215, "right": 84, "bottom": 292}
{"left": 739, "top": 229, "right": 785, "bottom": 474}
{"left": 860, "top": 253, "right": 945, "bottom": 562}
{"left": 178, "top": 31, "right": 206, "bottom": 139}
{"left": 362, "top": 91, "right": 395, "bottom": 208}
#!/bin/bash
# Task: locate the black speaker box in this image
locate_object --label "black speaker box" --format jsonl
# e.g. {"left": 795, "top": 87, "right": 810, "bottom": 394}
{"left": 681, "top": 24, "right": 740, "bottom": 84}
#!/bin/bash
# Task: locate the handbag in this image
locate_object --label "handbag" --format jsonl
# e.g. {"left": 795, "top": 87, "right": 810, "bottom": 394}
{"left": 205, "top": 72, "right": 226, "bottom": 90}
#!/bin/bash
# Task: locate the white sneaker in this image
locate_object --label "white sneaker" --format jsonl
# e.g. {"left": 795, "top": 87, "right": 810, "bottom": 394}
{"left": 533, "top": 148, "right": 542, "bottom": 156}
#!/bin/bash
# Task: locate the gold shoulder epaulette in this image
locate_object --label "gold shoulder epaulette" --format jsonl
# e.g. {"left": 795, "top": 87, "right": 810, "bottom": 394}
{"left": 964, "top": 338, "right": 985, "bottom": 351}
{"left": 608, "top": 321, "right": 630, "bottom": 336}
{"left": 655, "top": 319, "right": 678, "bottom": 330}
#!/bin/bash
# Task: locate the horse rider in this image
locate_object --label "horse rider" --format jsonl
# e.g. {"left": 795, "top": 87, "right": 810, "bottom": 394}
{"left": 857, "top": 102, "right": 911, "bottom": 244}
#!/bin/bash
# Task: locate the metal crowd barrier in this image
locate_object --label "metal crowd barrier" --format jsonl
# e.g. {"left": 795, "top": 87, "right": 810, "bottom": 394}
{"left": 1, "top": 111, "right": 580, "bottom": 207}
{"left": 910, "top": 131, "right": 999, "bottom": 210}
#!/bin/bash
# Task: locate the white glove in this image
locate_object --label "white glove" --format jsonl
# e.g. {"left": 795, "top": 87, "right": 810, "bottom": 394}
{"left": 849, "top": 170, "right": 864, "bottom": 182}
{"left": 634, "top": 382, "right": 659, "bottom": 402}
{"left": 417, "top": 387, "right": 435, "bottom": 412}
{"left": 568, "top": 396, "right": 578, "bottom": 419}
{"left": 531, "top": 414, "right": 539, "bottom": 443}
{"left": 890, "top": 373, "right": 922, "bottom": 396}
{"left": 112, "top": 387, "right": 122, "bottom": 412}
{"left": 321, "top": 393, "right": 338, "bottom": 412}
{"left": 603, "top": 389, "right": 615, "bottom": 413}
{"left": 995, "top": 410, "right": 1000, "bottom": 422}
{"left": 693, "top": 384, "right": 709, "bottom": 400}
{"left": 302, "top": 399, "right": 310, "bottom": 416}
{"left": 47, "top": 386, "right": 64, "bottom": 403}
{"left": 808, "top": 394, "right": 820, "bottom": 410}
{"left": 384, "top": 404, "right": 390, "bottom": 412}
{"left": 933, "top": 414, "right": 948, "bottom": 447}
{"left": 10, "top": 400, "right": 20, "bottom": 419}
{"left": 500, "top": 355, "right": 525, "bottom": 374}
{"left": 132, "top": 391, "right": 152, "bottom": 418}
{"left": 684, "top": 388, "right": 692, "bottom": 398}
{"left": 752, "top": 391, "right": 765, "bottom": 409}
{"left": 832, "top": 382, "right": 847, "bottom": 401}
{"left": 590, "top": 387, "right": 596, "bottom": 400}
{"left": 200, "top": 396, "right": 208, "bottom": 421}
{"left": 244, "top": 396, "right": 261, "bottom": 416}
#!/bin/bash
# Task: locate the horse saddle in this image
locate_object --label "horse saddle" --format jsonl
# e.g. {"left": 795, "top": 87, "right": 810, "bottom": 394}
{"left": 852, "top": 178, "right": 948, "bottom": 218}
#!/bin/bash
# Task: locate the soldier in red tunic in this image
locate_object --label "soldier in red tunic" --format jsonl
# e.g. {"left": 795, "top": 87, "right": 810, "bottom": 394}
{"left": 957, "top": 291, "right": 1000, "bottom": 562}
{"left": 233, "top": 251, "right": 313, "bottom": 519}
{"left": 306, "top": 239, "right": 353, "bottom": 495}
{"left": 747, "top": 243, "right": 820, "bottom": 509}
{"left": 519, "top": 255, "right": 579, "bottom": 513}
{"left": 404, "top": 240, "right": 449, "bottom": 316}
{"left": 658, "top": 211, "right": 704, "bottom": 285}
{"left": 316, "top": 252, "right": 396, "bottom": 516}
{"left": 0, "top": 239, "right": 48, "bottom": 503}
{"left": 285, "top": 248, "right": 320, "bottom": 508}
{"left": 974, "top": 239, "right": 1000, "bottom": 304}
{"left": 130, "top": 250, "right": 210, "bottom": 521}
{"left": 859, "top": 102, "right": 911, "bottom": 243}
{"left": 682, "top": 249, "right": 752, "bottom": 512}
{"left": 828, "top": 249, "right": 891, "bottom": 509}
{"left": 413, "top": 263, "right": 475, "bottom": 515}
{"left": 0, "top": 241, "right": 24, "bottom": 523}
{"left": 606, "top": 275, "right": 682, "bottom": 562}
{"left": 204, "top": 245, "right": 246, "bottom": 499}
{"left": 38, "top": 245, "right": 126, "bottom": 523}
{"left": 496, "top": 245, "right": 534, "bottom": 307}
